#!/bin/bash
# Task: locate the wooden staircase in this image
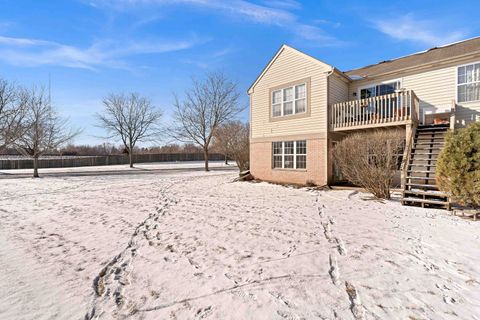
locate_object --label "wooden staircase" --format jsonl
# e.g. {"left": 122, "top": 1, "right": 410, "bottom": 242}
{"left": 401, "top": 124, "right": 451, "bottom": 209}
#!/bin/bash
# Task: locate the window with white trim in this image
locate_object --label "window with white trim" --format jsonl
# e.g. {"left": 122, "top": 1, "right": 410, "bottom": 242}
{"left": 458, "top": 63, "right": 480, "bottom": 102}
{"left": 272, "top": 83, "right": 306, "bottom": 117}
{"left": 272, "top": 140, "right": 307, "bottom": 169}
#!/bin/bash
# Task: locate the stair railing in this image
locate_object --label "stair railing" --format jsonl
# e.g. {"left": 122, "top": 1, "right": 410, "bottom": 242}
{"left": 411, "top": 91, "right": 420, "bottom": 126}
{"left": 450, "top": 99, "right": 456, "bottom": 130}
{"left": 400, "top": 123, "right": 417, "bottom": 190}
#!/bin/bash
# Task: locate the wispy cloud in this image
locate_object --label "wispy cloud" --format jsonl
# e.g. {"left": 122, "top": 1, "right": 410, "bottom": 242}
{"left": 372, "top": 14, "right": 467, "bottom": 47}
{"left": 87, "top": 0, "right": 342, "bottom": 46}
{"left": 261, "top": 0, "right": 302, "bottom": 10}
{"left": 0, "top": 35, "right": 205, "bottom": 69}
{"left": 0, "top": 21, "right": 14, "bottom": 32}
{"left": 87, "top": 0, "right": 293, "bottom": 24}
{"left": 294, "top": 24, "right": 342, "bottom": 45}
{"left": 211, "top": 46, "right": 233, "bottom": 58}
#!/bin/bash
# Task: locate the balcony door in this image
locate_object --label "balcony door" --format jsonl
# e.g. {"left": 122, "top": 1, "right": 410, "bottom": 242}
{"left": 359, "top": 80, "right": 401, "bottom": 117}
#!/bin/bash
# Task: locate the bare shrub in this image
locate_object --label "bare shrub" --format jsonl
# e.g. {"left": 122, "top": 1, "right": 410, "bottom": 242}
{"left": 332, "top": 130, "right": 404, "bottom": 199}
{"left": 229, "top": 122, "right": 249, "bottom": 171}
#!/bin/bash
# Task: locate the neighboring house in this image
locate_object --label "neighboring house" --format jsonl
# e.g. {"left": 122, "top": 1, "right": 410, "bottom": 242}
{"left": 248, "top": 37, "right": 480, "bottom": 207}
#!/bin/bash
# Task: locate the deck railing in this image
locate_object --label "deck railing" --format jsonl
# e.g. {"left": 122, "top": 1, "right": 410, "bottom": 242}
{"left": 330, "top": 90, "right": 419, "bottom": 131}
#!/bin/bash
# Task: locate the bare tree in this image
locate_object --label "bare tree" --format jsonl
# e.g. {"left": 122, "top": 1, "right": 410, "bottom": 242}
{"left": 213, "top": 121, "right": 250, "bottom": 170}
{"left": 97, "top": 92, "right": 163, "bottom": 168}
{"left": 332, "top": 130, "right": 404, "bottom": 199}
{"left": 14, "top": 88, "right": 80, "bottom": 177}
{"left": 0, "top": 78, "right": 27, "bottom": 151}
{"left": 229, "top": 121, "right": 250, "bottom": 172}
{"left": 212, "top": 124, "right": 235, "bottom": 164}
{"left": 172, "top": 72, "right": 243, "bottom": 171}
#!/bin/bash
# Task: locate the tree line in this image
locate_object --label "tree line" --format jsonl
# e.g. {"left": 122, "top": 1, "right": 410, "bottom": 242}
{"left": 0, "top": 72, "right": 249, "bottom": 177}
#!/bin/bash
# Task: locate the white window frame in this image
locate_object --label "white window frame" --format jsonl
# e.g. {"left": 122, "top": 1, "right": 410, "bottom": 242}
{"left": 456, "top": 61, "right": 480, "bottom": 103}
{"left": 357, "top": 79, "right": 402, "bottom": 100}
{"left": 272, "top": 140, "right": 307, "bottom": 170}
{"left": 271, "top": 83, "right": 307, "bottom": 118}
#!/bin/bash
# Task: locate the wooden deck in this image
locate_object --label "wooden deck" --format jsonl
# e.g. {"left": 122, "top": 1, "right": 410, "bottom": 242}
{"left": 329, "top": 90, "right": 419, "bottom": 131}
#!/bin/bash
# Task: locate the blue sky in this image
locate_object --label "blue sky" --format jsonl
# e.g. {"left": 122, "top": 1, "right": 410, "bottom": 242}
{"left": 0, "top": 0, "right": 478, "bottom": 145}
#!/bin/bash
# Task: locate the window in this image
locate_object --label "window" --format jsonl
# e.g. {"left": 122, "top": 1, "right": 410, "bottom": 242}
{"left": 458, "top": 63, "right": 480, "bottom": 102}
{"left": 295, "top": 84, "right": 306, "bottom": 113}
{"left": 296, "top": 140, "right": 307, "bottom": 169}
{"left": 272, "top": 90, "right": 282, "bottom": 117}
{"left": 272, "top": 83, "right": 307, "bottom": 117}
{"left": 273, "top": 142, "right": 283, "bottom": 168}
{"left": 359, "top": 81, "right": 400, "bottom": 99}
{"left": 284, "top": 141, "right": 294, "bottom": 168}
{"left": 272, "top": 140, "right": 307, "bottom": 169}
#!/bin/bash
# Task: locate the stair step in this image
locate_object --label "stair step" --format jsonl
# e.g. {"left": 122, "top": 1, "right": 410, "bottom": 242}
{"left": 416, "top": 135, "right": 446, "bottom": 139}
{"left": 410, "top": 158, "right": 437, "bottom": 161}
{"left": 408, "top": 165, "right": 437, "bottom": 170}
{"left": 403, "top": 190, "right": 448, "bottom": 197}
{"left": 416, "top": 130, "right": 447, "bottom": 133}
{"left": 417, "top": 127, "right": 448, "bottom": 131}
{"left": 415, "top": 141, "right": 445, "bottom": 145}
{"left": 402, "top": 197, "right": 449, "bottom": 206}
{"left": 407, "top": 176, "right": 436, "bottom": 180}
{"left": 406, "top": 183, "right": 438, "bottom": 189}
{"left": 412, "top": 150, "right": 440, "bottom": 156}
{"left": 415, "top": 138, "right": 446, "bottom": 141}
{"left": 407, "top": 170, "right": 436, "bottom": 173}
{"left": 414, "top": 146, "right": 444, "bottom": 149}
{"left": 413, "top": 144, "right": 443, "bottom": 147}
{"left": 412, "top": 150, "right": 442, "bottom": 153}
{"left": 416, "top": 131, "right": 446, "bottom": 134}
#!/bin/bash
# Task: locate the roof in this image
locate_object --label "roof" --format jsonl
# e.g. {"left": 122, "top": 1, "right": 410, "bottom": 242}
{"left": 345, "top": 36, "right": 480, "bottom": 79}
{"left": 248, "top": 44, "right": 333, "bottom": 94}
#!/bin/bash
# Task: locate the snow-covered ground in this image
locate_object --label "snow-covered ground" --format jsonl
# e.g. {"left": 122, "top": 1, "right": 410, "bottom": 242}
{"left": 0, "top": 170, "right": 479, "bottom": 320}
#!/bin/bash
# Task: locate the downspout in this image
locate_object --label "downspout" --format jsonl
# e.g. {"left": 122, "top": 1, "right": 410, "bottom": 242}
{"left": 325, "top": 68, "right": 335, "bottom": 185}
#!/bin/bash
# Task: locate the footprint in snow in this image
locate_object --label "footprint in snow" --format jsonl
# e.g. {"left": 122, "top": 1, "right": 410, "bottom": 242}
{"left": 195, "top": 306, "right": 213, "bottom": 319}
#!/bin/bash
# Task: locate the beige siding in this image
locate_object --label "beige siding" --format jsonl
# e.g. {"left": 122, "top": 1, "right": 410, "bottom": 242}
{"left": 250, "top": 47, "right": 331, "bottom": 139}
{"left": 328, "top": 73, "right": 349, "bottom": 105}
{"left": 348, "top": 59, "right": 480, "bottom": 127}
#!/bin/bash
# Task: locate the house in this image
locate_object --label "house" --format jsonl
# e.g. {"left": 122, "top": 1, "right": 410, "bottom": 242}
{"left": 248, "top": 37, "right": 480, "bottom": 208}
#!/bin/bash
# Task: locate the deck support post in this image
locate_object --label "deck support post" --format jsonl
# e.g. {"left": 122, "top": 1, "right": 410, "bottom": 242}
{"left": 401, "top": 123, "right": 414, "bottom": 190}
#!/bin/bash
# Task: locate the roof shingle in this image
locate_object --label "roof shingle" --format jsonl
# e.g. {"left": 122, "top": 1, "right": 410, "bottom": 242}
{"left": 345, "top": 37, "right": 480, "bottom": 79}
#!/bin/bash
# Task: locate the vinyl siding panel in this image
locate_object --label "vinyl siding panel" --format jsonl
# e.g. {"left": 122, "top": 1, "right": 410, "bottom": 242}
{"left": 404, "top": 67, "right": 456, "bottom": 119}
{"left": 250, "top": 47, "right": 331, "bottom": 139}
{"left": 328, "top": 74, "right": 349, "bottom": 105}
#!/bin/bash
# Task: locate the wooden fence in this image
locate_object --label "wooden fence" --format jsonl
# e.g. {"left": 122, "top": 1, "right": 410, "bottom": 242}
{"left": 0, "top": 153, "right": 225, "bottom": 170}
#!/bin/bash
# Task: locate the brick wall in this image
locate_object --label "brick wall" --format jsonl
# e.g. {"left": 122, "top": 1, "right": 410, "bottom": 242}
{"left": 250, "top": 136, "right": 327, "bottom": 186}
